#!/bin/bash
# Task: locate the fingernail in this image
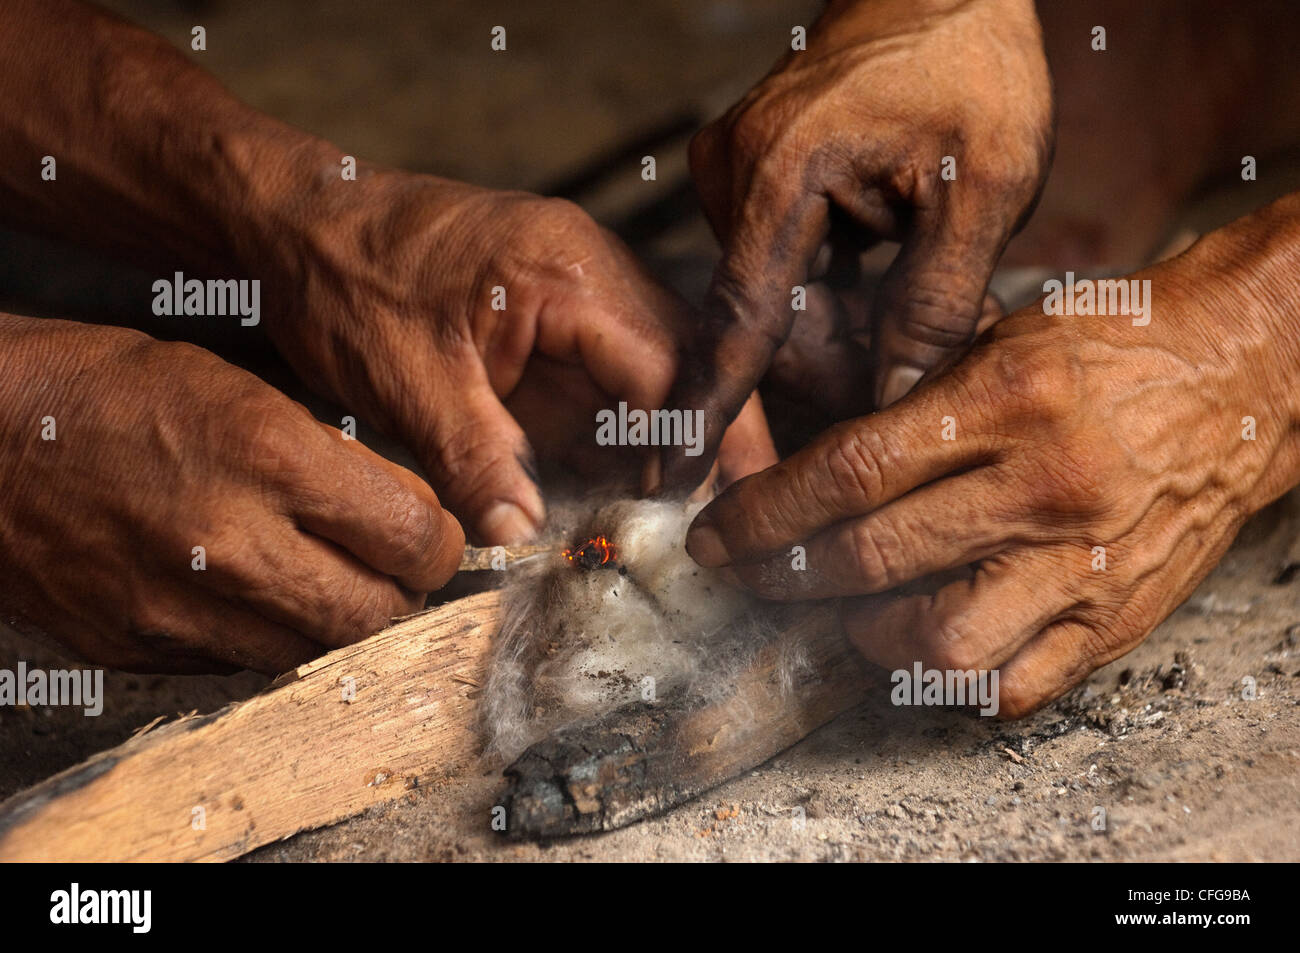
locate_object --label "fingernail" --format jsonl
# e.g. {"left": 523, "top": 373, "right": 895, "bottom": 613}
{"left": 480, "top": 501, "right": 540, "bottom": 545}
{"left": 879, "top": 365, "right": 923, "bottom": 409}
{"left": 685, "top": 524, "right": 731, "bottom": 567}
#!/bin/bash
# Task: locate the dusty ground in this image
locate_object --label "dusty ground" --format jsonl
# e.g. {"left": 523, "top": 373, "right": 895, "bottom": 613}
{"left": 1, "top": 0, "right": 1298, "bottom": 861}
{"left": 243, "top": 494, "right": 1300, "bottom": 862}
{"left": 3, "top": 490, "right": 1297, "bottom": 861}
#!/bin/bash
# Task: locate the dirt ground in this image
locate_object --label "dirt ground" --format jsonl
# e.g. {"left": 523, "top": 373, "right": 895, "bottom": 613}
{"left": 1, "top": 0, "right": 1298, "bottom": 862}
{"left": 3, "top": 491, "right": 1297, "bottom": 862}
{"left": 246, "top": 494, "right": 1300, "bottom": 862}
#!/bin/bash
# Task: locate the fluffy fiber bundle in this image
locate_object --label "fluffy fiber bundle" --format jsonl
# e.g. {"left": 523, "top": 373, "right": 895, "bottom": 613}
{"left": 481, "top": 497, "right": 767, "bottom": 761}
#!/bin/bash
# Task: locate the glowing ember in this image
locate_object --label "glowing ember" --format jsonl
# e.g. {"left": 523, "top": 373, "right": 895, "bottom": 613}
{"left": 564, "top": 535, "right": 617, "bottom": 570}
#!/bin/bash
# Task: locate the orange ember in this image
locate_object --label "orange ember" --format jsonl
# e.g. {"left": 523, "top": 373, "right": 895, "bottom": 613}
{"left": 564, "top": 535, "right": 617, "bottom": 569}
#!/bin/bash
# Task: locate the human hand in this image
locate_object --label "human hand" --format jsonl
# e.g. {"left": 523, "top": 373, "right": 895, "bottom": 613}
{"left": 0, "top": 318, "right": 463, "bottom": 674}
{"left": 685, "top": 199, "right": 1300, "bottom": 715}
{"left": 667, "top": 0, "right": 1051, "bottom": 489}
{"left": 256, "top": 169, "right": 776, "bottom": 543}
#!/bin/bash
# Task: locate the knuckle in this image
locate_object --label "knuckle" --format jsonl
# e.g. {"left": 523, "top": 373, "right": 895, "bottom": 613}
{"left": 202, "top": 520, "right": 257, "bottom": 573}
{"left": 996, "top": 680, "right": 1041, "bottom": 720}
{"left": 971, "top": 150, "right": 1039, "bottom": 202}
{"left": 225, "top": 398, "right": 298, "bottom": 472}
{"left": 122, "top": 599, "right": 174, "bottom": 644}
{"left": 992, "top": 347, "right": 1060, "bottom": 408}
{"left": 1022, "top": 450, "right": 1109, "bottom": 520}
{"left": 984, "top": 345, "right": 1079, "bottom": 424}
{"left": 429, "top": 422, "right": 503, "bottom": 485}
{"left": 688, "top": 123, "right": 724, "bottom": 178}
{"left": 825, "top": 424, "right": 888, "bottom": 509}
{"left": 708, "top": 277, "right": 791, "bottom": 357}
{"left": 924, "top": 617, "right": 981, "bottom": 673}
{"left": 845, "top": 520, "right": 903, "bottom": 592}
{"left": 325, "top": 581, "right": 396, "bottom": 644}
{"left": 962, "top": 115, "right": 1049, "bottom": 200}
{"left": 380, "top": 488, "right": 443, "bottom": 571}
{"left": 726, "top": 104, "right": 779, "bottom": 163}
{"left": 538, "top": 197, "right": 603, "bottom": 246}
{"left": 894, "top": 281, "right": 983, "bottom": 350}
{"left": 1075, "top": 615, "right": 1127, "bottom": 662}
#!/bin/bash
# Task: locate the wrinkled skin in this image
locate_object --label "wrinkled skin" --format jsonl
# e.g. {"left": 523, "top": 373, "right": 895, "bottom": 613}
{"left": 0, "top": 0, "right": 778, "bottom": 674}
{"left": 665, "top": 0, "right": 1052, "bottom": 489}
{"left": 0, "top": 318, "right": 464, "bottom": 674}
{"left": 0, "top": 182, "right": 776, "bottom": 673}
{"left": 258, "top": 170, "right": 776, "bottom": 543}
{"left": 687, "top": 199, "right": 1300, "bottom": 717}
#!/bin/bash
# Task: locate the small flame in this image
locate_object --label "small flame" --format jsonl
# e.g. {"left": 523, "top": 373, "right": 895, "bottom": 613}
{"left": 563, "top": 535, "right": 617, "bottom": 569}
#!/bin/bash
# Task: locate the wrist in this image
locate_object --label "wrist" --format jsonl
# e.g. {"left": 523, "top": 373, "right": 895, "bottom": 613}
{"left": 1172, "top": 193, "right": 1300, "bottom": 505}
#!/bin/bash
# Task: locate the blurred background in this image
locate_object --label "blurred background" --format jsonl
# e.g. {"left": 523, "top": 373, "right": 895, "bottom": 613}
{"left": 0, "top": 0, "right": 825, "bottom": 323}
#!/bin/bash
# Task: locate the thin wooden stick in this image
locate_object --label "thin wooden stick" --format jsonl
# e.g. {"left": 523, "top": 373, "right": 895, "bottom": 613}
{"left": 457, "top": 544, "right": 554, "bottom": 572}
{"left": 0, "top": 592, "right": 502, "bottom": 862}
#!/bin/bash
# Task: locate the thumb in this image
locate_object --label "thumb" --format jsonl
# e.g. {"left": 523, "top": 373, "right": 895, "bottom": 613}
{"left": 417, "top": 365, "right": 545, "bottom": 545}
{"left": 870, "top": 209, "right": 1003, "bottom": 409}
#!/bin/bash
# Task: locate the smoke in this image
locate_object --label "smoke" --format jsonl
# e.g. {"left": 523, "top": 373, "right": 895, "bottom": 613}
{"left": 481, "top": 497, "right": 769, "bottom": 762}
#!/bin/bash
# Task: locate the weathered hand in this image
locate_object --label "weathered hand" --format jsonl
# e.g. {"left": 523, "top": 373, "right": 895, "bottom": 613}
{"left": 666, "top": 0, "right": 1051, "bottom": 489}
{"left": 0, "top": 318, "right": 463, "bottom": 674}
{"left": 685, "top": 199, "right": 1300, "bottom": 716}
{"left": 257, "top": 169, "right": 776, "bottom": 543}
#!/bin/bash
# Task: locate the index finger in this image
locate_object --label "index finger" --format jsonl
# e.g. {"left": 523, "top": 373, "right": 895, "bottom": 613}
{"left": 288, "top": 423, "right": 465, "bottom": 591}
{"left": 685, "top": 378, "right": 995, "bottom": 567}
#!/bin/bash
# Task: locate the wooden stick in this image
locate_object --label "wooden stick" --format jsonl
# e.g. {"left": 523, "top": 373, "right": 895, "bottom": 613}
{"left": 0, "top": 592, "right": 502, "bottom": 862}
{"left": 0, "top": 594, "right": 865, "bottom": 859}
{"left": 458, "top": 544, "right": 554, "bottom": 572}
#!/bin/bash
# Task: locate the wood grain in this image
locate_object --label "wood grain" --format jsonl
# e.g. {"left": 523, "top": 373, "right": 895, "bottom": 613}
{"left": 0, "top": 591, "right": 502, "bottom": 861}
{"left": 0, "top": 591, "right": 865, "bottom": 858}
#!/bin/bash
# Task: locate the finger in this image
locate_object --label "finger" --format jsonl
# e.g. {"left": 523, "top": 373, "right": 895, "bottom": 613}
{"left": 194, "top": 515, "right": 425, "bottom": 649}
{"left": 414, "top": 354, "right": 546, "bottom": 545}
{"left": 766, "top": 281, "right": 874, "bottom": 419}
{"left": 839, "top": 545, "right": 1082, "bottom": 675}
{"left": 123, "top": 585, "right": 323, "bottom": 675}
{"left": 686, "top": 121, "right": 733, "bottom": 243}
{"left": 290, "top": 424, "right": 464, "bottom": 591}
{"left": 869, "top": 199, "right": 1009, "bottom": 409}
{"left": 993, "top": 620, "right": 1116, "bottom": 719}
{"left": 976, "top": 290, "right": 1007, "bottom": 336}
{"left": 659, "top": 175, "right": 828, "bottom": 493}
{"left": 531, "top": 244, "right": 684, "bottom": 414}
{"left": 678, "top": 391, "right": 779, "bottom": 503}
{"left": 714, "top": 390, "right": 779, "bottom": 490}
{"left": 686, "top": 383, "right": 994, "bottom": 567}
{"left": 731, "top": 466, "right": 1035, "bottom": 599}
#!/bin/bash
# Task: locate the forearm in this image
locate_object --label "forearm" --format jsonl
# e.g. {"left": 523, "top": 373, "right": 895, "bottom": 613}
{"left": 0, "top": 0, "right": 325, "bottom": 275}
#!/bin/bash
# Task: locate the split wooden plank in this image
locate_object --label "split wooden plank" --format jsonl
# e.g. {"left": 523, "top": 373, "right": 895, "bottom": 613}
{"left": 0, "top": 589, "right": 868, "bottom": 858}
{"left": 0, "top": 591, "right": 503, "bottom": 862}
